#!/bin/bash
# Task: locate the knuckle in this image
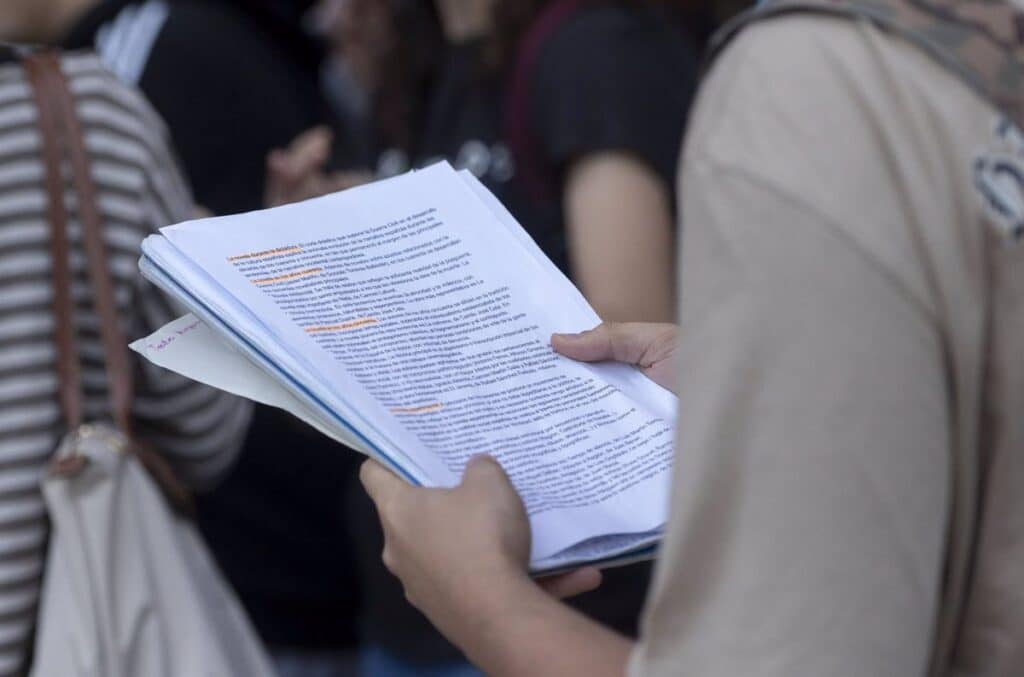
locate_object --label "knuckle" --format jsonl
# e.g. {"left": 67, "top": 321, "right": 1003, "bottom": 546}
{"left": 378, "top": 502, "right": 398, "bottom": 530}
{"left": 484, "top": 461, "right": 508, "bottom": 484}
{"left": 358, "top": 461, "right": 374, "bottom": 489}
{"left": 402, "top": 587, "right": 420, "bottom": 609}
{"left": 381, "top": 546, "right": 398, "bottom": 572}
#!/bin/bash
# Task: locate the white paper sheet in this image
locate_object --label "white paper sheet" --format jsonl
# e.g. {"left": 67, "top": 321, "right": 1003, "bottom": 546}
{"left": 136, "top": 163, "right": 677, "bottom": 564}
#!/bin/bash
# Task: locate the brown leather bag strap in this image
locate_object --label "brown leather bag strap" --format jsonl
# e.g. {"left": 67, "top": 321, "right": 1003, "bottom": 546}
{"left": 47, "top": 55, "right": 135, "bottom": 435}
{"left": 24, "top": 53, "right": 83, "bottom": 431}
{"left": 23, "top": 52, "right": 194, "bottom": 514}
{"left": 25, "top": 52, "right": 135, "bottom": 435}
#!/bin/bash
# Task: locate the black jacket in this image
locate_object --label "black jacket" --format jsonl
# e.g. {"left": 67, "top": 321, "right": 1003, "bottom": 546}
{"left": 63, "top": 0, "right": 328, "bottom": 216}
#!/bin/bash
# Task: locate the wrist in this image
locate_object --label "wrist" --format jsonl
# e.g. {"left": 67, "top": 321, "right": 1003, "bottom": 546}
{"left": 444, "top": 562, "right": 537, "bottom": 653}
{"left": 450, "top": 565, "right": 633, "bottom": 677}
{"left": 472, "top": 560, "right": 535, "bottom": 620}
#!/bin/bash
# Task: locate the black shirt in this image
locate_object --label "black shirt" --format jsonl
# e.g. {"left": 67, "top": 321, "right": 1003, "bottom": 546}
{"left": 63, "top": 0, "right": 330, "bottom": 216}
{"left": 354, "top": 4, "right": 700, "bottom": 663}
{"left": 408, "top": 4, "right": 697, "bottom": 275}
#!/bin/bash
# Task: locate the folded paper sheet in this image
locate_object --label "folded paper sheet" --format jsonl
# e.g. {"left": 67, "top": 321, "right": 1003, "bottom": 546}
{"left": 130, "top": 314, "right": 368, "bottom": 452}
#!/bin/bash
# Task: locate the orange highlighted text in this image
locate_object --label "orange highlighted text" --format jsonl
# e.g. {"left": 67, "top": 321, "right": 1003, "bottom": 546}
{"left": 304, "top": 318, "right": 379, "bottom": 333}
{"left": 253, "top": 267, "right": 322, "bottom": 285}
{"left": 390, "top": 403, "right": 444, "bottom": 415}
{"left": 228, "top": 246, "right": 303, "bottom": 262}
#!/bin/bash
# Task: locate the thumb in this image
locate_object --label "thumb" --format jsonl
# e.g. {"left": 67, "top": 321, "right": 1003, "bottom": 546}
{"left": 461, "top": 454, "right": 510, "bottom": 489}
{"left": 551, "top": 323, "right": 648, "bottom": 365}
{"left": 359, "top": 459, "right": 405, "bottom": 505}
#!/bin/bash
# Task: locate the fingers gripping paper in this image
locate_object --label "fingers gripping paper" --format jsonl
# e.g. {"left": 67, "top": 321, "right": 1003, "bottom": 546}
{"left": 133, "top": 164, "right": 677, "bottom": 571}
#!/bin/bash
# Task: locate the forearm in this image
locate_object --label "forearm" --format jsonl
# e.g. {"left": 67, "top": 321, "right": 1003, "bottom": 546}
{"left": 450, "top": 573, "right": 633, "bottom": 677}
{"left": 565, "top": 153, "right": 676, "bottom": 324}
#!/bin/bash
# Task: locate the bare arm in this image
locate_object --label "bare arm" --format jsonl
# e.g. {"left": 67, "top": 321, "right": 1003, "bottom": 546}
{"left": 564, "top": 153, "right": 676, "bottom": 323}
{"left": 446, "top": 565, "right": 631, "bottom": 677}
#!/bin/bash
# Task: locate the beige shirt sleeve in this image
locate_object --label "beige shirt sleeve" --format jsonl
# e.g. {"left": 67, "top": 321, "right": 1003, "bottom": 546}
{"left": 630, "top": 15, "right": 984, "bottom": 677}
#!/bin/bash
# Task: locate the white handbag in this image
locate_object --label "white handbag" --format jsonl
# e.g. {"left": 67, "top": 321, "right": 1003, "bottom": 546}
{"left": 31, "top": 426, "right": 275, "bottom": 677}
{"left": 22, "top": 52, "right": 275, "bottom": 677}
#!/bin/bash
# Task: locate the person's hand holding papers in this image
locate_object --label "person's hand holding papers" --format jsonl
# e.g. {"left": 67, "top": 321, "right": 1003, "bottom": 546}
{"left": 552, "top": 323, "right": 679, "bottom": 395}
{"left": 361, "top": 454, "right": 592, "bottom": 614}
{"left": 359, "top": 323, "right": 680, "bottom": 676}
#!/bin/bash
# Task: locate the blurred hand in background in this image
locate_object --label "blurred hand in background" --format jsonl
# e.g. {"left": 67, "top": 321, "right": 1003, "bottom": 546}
{"left": 265, "top": 126, "right": 372, "bottom": 207}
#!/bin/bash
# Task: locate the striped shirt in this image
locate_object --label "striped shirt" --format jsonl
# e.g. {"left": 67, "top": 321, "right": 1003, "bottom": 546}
{"left": 0, "top": 52, "right": 251, "bottom": 676}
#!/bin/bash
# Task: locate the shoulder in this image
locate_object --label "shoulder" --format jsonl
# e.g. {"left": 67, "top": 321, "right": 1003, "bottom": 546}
{"left": 59, "top": 51, "right": 193, "bottom": 226}
{"left": 525, "top": 4, "right": 699, "bottom": 177}
{"left": 134, "top": 0, "right": 316, "bottom": 118}
{"left": 149, "top": 0, "right": 268, "bottom": 52}
{"left": 528, "top": 4, "right": 700, "bottom": 129}
{"left": 52, "top": 51, "right": 176, "bottom": 160}
{"left": 685, "top": 13, "right": 997, "bottom": 318}
{"left": 535, "top": 5, "right": 698, "bottom": 85}
{"left": 61, "top": 50, "right": 163, "bottom": 121}
{"left": 544, "top": 5, "right": 689, "bottom": 52}
{"left": 92, "top": 0, "right": 278, "bottom": 91}
{"left": 146, "top": 0, "right": 305, "bottom": 71}
{"left": 688, "top": 11, "right": 999, "bottom": 196}
{"left": 690, "top": 13, "right": 993, "bottom": 167}
{"left": 0, "top": 50, "right": 172, "bottom": 141}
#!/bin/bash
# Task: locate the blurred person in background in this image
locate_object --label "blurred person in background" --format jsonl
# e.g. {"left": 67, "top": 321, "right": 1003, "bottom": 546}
{"left": 306, "top": 0, "right": 697, "bottom": 324}
{"left": 269, "top": 0, "right": 701, "bottom": 674}
{"left": 263, "top": 0, "right": 440, "bottom": 209}
{"left": 5, "top": 1, "right": 367, "bottom": 674}
{"left": 0, "top": 42, "right": 251, "bottom": 676}
{"left": 59, "top": 0, "right": 340, "bottom": 216}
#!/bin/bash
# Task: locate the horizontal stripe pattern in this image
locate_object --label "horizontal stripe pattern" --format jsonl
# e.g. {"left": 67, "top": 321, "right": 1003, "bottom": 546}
{"left": 0, "top": 53, "right": 250, "bottom": 675}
